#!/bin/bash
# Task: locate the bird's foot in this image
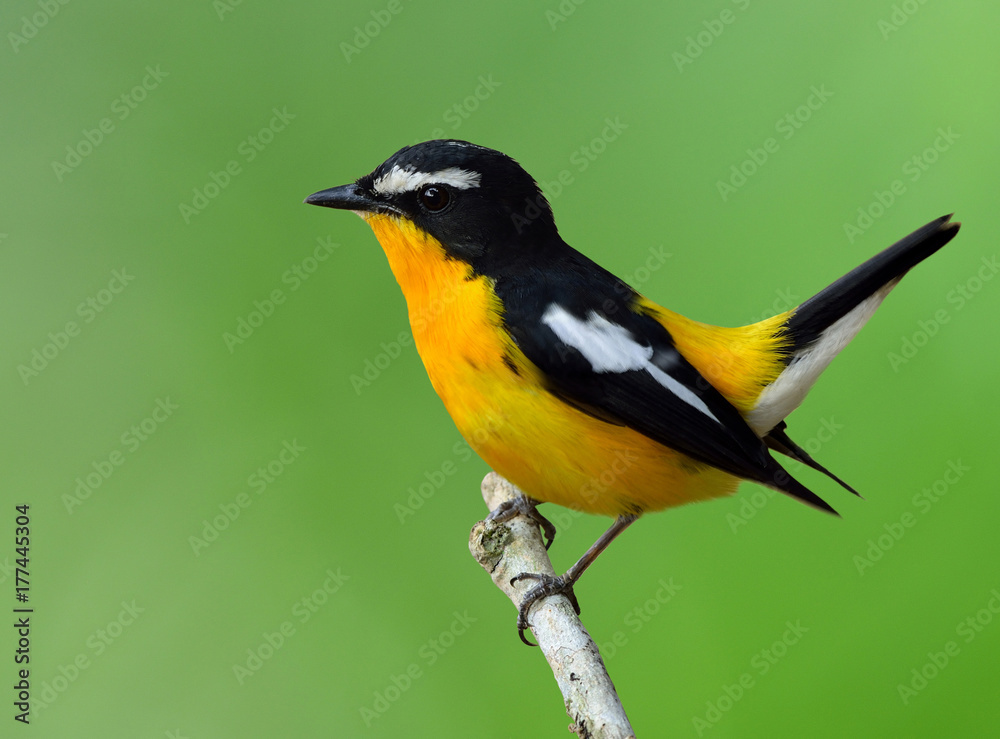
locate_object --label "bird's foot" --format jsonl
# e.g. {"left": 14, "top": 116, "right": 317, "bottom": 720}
{"left": 487, "top": 495, "right": 556, "bottom": 550}
{"left": 509, "top": 572, "right": 580, "bottom": 646}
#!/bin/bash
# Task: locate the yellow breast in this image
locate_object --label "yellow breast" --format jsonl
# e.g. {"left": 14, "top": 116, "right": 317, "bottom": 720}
{"left": 362, "top": 214, "right": 742, "bottom": 517}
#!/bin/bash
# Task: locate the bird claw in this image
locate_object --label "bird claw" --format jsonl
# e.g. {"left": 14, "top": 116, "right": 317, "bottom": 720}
{"left": 487, "top": 496, "right": 557, "bottom": 550}
{"left": 509, "top": 572, "right": 581, "bottom": 646}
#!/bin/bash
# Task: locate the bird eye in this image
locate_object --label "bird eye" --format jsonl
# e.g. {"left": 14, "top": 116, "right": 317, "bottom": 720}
{"left": 418, "top": 185, "right": 451, "bottom": 212}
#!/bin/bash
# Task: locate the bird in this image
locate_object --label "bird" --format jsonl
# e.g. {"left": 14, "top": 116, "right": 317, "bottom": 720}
{"left": 305, "top": 139, "right": 960, "bottom": 645}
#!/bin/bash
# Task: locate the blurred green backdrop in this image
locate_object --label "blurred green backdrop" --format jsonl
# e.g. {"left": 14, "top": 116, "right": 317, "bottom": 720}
{"left": 3, "top": 1, "right": 998, "bottom": 737}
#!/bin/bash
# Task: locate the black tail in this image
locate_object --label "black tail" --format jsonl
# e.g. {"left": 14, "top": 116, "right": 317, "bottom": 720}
{"left": 749, "top": 215, "right": 961, "bottom": 509}
{"left": 784, "top": 214, "right": 960, "bottom": 353}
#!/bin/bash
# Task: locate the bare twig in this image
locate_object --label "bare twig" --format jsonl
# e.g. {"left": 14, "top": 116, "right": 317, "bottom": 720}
{"left": 469, "top": 472, "right": 636, "bottom": 739}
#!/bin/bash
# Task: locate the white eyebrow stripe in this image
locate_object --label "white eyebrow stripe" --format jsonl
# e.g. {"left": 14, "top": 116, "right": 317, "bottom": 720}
{"left": 372, "top": 164, "right": 482, "bottom": 195}
{"left": 541, "top": 304, "right": 720, "bottom": 424}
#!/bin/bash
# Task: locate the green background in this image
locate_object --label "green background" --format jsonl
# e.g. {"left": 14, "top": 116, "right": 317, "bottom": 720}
{"left": 3, "top": 1, "right": 998, "bottom": 737}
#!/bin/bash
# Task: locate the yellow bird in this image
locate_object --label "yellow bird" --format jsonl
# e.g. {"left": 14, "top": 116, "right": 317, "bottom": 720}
{"left": 306, "top": 140, "right": 960, "bottom": 643}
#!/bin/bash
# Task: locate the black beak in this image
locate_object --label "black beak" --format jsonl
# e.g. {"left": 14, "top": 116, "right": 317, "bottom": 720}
{"left": 304, "top": 183, "right": 381, "bottom": 211}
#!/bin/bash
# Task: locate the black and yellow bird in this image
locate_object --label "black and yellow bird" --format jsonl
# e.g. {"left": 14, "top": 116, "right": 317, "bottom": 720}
{"left": 305, "top": 140, "right": 959, "bottom": 644}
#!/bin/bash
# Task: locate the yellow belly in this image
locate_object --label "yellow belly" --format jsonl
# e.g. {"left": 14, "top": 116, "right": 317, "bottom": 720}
{"left": 365, "top": 213, "right": 743, "bottom": 517}
{"left": 441, "top": 359, "right": 743, "bottom": 517}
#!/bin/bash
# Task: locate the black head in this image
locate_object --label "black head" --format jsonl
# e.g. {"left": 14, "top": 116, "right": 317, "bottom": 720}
{"left": 305, "top": 140, "right": 562, "bottom": 267}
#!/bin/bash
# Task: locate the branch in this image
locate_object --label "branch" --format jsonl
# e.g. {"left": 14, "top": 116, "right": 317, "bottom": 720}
{"left": 469, "top": 472, "right": 636, "bottom": 739}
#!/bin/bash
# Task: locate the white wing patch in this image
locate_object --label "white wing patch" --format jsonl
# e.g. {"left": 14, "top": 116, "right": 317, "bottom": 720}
{"left": 541, "top": 304, "right": 720, "bottom": 424}
{"left": 747, "top": 282, "right": 898, "bottom": 434}
{"left": 372, "top": 164, "right": 482, "bottom": 196}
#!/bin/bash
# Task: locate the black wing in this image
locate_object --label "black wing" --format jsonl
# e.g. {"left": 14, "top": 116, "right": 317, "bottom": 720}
{"left": 502, "top": 286, "right": 837, "bottom": 514}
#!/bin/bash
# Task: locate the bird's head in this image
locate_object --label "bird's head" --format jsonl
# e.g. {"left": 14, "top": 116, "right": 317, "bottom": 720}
{"left": 305, "top": 140, "right": 561, "bottom": 271}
